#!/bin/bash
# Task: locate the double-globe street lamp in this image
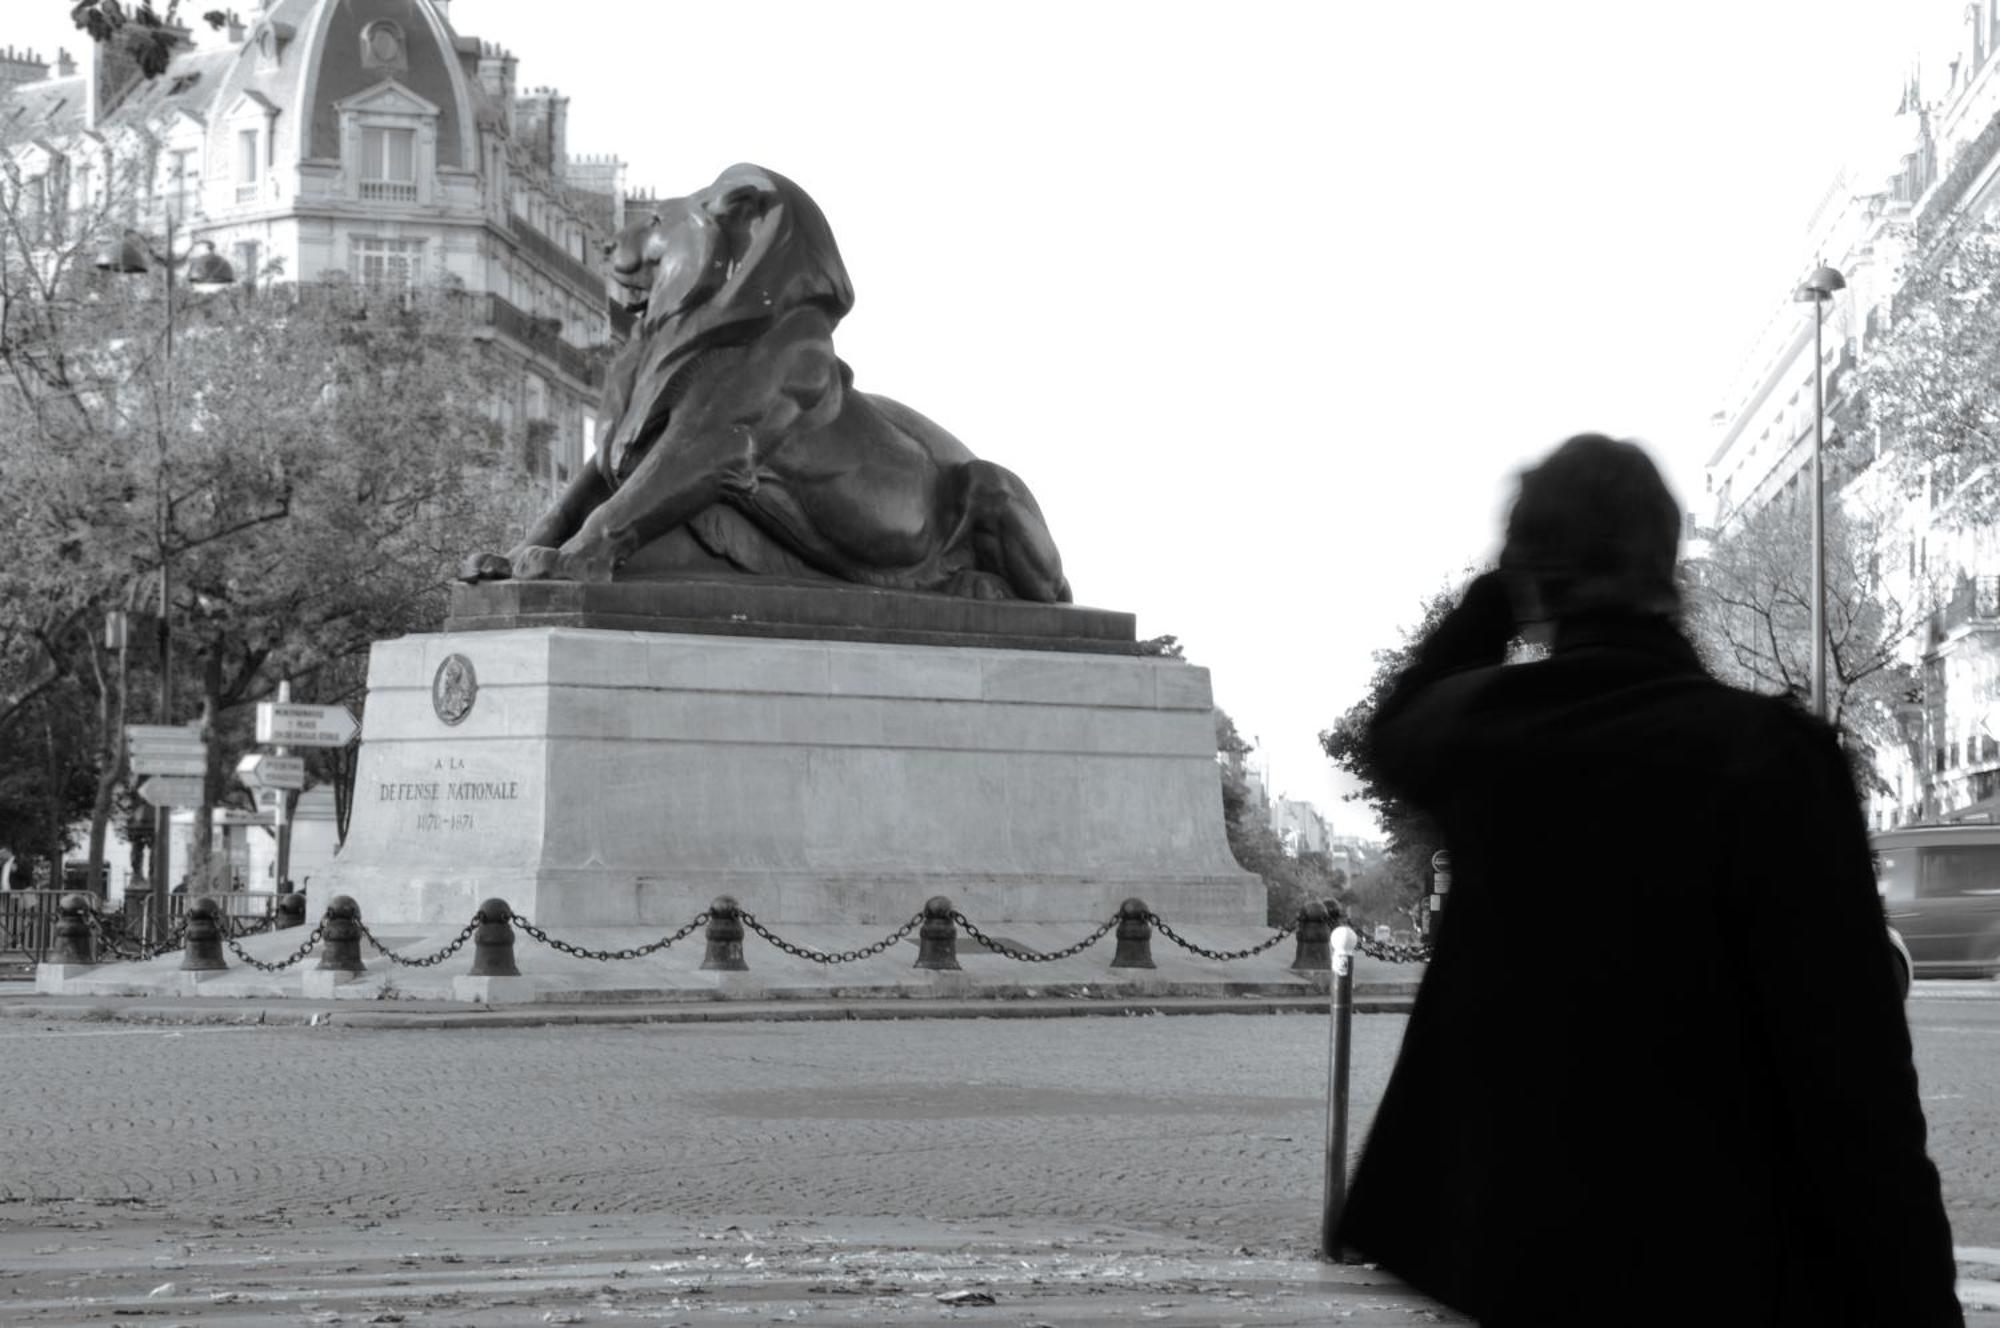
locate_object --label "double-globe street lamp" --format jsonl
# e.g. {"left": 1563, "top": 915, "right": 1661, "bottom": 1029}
{"left": 94, "top": 214, "right": 234, "bottom": 933}
{"left": 1794, "top": 262, "right": 1847, "bottom": 724}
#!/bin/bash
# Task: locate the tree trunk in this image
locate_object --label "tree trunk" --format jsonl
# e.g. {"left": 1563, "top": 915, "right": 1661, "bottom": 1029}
{"left": 191, "top": 643, "right": 224, "bottom": 889}
{"left": 42, "top": 715, "right": 66, "bottom": 891}
{"left": 84, "top": 631, "right": 126, "bottom": 899}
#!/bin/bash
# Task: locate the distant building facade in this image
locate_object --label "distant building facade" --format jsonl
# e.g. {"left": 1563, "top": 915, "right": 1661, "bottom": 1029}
{"left": 0, "top": 0, "right": 639, "bottom": 491}
{"left": 1702, "top": 1, "right": 2000, "bottom": 828}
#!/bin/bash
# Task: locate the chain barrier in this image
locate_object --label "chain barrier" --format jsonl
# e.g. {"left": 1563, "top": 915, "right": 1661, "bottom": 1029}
{"left": 357, "top": 917, "right": 481, "bottom": 968}
{"left": 84, "top": 909, "right": 186, "bottom": 962}
{"left": 739, "top": 910, "right": 922, "bottom": 965}
{"left": 224, "top": 913, "right": 279, "bottom": 941}
{"left": 1356, "top": 933, "right": 1433, "bottom": 965}
{"left": 224, "top": 923, "right": 327, "bottom": 973}
{"left": 509, "top": 912, "right": 710, "bottom": 962}
{"left": 1147, "top": 912, "right": 1297, "bottom": 962}
{"left": 952, "top": 910, "right": 1117, "bottom": 963}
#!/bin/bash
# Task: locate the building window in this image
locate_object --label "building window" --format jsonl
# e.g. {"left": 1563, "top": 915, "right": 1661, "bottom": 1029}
{"left": 235, "top": 129, "right": 259, "bottom": 202}
{"left": 358, "top": 127, "right": 417, "bottom": 202}
{"left": 350, "top": 236, "right": 425, "bottom": 288}
{"left": 166, "top": 148, "right": 197, "bottom": 220}
{"left": 233, "top": 240, "right": 260, "bottom": 290}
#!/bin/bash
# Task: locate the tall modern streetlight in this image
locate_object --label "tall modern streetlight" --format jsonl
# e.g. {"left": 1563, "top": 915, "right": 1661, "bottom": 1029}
{"left": 1794, "top": 262, "right": 1846, "bottom": 723}
{"left": 94, "top": 216, "right": 234, "bottom": 933}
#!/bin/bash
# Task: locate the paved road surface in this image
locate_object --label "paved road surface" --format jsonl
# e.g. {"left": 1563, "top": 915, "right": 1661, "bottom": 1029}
{"left": 1, "top": 998, "right": 1995, "bottom": 1322}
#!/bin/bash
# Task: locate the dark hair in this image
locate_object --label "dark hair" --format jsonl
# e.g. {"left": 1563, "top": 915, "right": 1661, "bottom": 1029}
{"left": 1501, "top": 434, "right": 1682, "bottom": 620}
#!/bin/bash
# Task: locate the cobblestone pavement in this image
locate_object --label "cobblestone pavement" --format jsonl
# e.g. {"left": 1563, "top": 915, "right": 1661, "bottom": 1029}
{"left": 1, "top": 1000, "right": 1995, "bottom": 1322}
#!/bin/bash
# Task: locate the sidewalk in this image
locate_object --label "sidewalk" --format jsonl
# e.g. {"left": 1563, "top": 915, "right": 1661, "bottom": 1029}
{"left": 6, "top": 1208, "right": 1997, "bottom": 1325}
{"left": 0, "top": 1207, "right": 1471, "bottom": 1326}
{"left": 0, "top": 984, "right": 1412, "bottom": 1027}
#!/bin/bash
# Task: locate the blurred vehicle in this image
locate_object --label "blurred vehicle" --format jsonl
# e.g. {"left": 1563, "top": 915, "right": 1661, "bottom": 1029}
{"left": 1886, "top": 923, "right": 1913, "bottom": 999}
{"left": 1871, "top": 825, "right": 2000, "bottom": 981}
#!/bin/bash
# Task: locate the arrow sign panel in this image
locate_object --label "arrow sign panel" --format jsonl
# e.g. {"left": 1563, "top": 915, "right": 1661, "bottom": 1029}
{"left": 127, "top": 722, "right": 205, "bottom": 754}
{"left": 236, "top": 753, "right": 307, "bottom": 790}
{"left": 131, "top": 752, "right": 208, "bottom": 778}
{"left": 138, "top": 775, "right": 204, "bottom": 807}
{"left": 256, "top": 702, "right": 358, "bottom": 748}
{"left": 128, "top": 722, "right": 203, "bottom": 742}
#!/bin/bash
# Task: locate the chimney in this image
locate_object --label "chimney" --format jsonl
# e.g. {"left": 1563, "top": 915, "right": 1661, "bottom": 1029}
{"left": 227, "top": 13, "right": 247, "bottom": 44}
{"left": 0, "top": 46, "right": 51, "bottom": 93}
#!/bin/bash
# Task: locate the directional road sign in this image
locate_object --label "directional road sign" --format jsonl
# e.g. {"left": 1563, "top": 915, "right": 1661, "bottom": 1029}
{"left": 127, "top": 722, "right": 203, "bottom": 747}
{"left": 236, "top": 752, "right": 306, "bottom": 790}
{"left": 131, "top": 751, "right": 208, "bottom": 777}
{"left": 128, "top": 722, "right": 207, "bottom": 776}
{"left": 214, "top": 808, "right": 275, "bottom": 827}
{"left": 138, "top": 775, "right": 204, "bottom": 808}
{"left": 256, "top": 702, "right": 358, "bottom": 748}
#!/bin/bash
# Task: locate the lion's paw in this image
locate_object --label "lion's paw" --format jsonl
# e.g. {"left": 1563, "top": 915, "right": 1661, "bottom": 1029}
{"left": 511, "top": 545, "right": 564, "bottom": 581}
{"left": 554, "top": 541, "right": 620, "bottom": 583}
{"left": 457, "top": 551, "right": 514, "bottom": 584}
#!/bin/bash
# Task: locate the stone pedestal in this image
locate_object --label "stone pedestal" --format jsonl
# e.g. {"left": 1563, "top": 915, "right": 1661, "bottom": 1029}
{"left": 319, "top": 622, "right": 1260, "bottom": 930}
{"left": 35, "top": 962, "right": 96, "bottom": 993}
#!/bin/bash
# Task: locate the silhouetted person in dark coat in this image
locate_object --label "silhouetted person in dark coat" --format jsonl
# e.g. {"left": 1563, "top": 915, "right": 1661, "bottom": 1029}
{"left": 1337, "top": 435, "right": 1962, "bottom": 1326}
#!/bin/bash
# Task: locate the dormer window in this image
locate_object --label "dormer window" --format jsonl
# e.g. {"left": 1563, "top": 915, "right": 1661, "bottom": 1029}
{"left": 360, "top": 126, "right": 416, "bottom": 202}
{"left": 334, "top": 81, "right": 438, "bottom": 208}
{"left": 235, "top": 128, "right": 260, "bottom": 202}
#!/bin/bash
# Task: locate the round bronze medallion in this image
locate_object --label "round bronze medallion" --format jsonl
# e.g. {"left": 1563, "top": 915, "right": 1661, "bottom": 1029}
{"left": 432, "top": 653, "right": 478, "bottom": 726}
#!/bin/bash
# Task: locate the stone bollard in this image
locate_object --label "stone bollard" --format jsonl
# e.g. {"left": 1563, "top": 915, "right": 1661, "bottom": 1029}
{"left": 315, "top": 895, "right": 366, "bottom": 975}
{"left": 701, "top": 896, "right": 747, "bottom": 971}
{"left": 468, "top": 898, "right": 521, "bottom": 977}
{"left": 179, "top": 897, "right": 228, "bottom": 972}
{"left": 1109, "top": 897, "right": 1155, "bottom": 969}
{"left": 275, "top": 892, "right": 307, "bottom": 931}
{"left": 1291, "top": 899, "right": 1334, "bottom": 972}
{"left": 52, "top": 893, "right": 95, "bottom": 966}
{"left": 914, "top": 895, "right": 961, "bottom": 971}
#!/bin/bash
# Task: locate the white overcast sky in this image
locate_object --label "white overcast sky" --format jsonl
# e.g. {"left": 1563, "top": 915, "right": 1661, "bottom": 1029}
{"left": 17, "top": 0, "right": 1973, "bottom": 834}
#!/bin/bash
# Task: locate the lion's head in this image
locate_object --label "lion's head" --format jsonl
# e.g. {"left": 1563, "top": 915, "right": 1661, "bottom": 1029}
{"left": 605, "top": 164, "right": 854, "bottom": 348}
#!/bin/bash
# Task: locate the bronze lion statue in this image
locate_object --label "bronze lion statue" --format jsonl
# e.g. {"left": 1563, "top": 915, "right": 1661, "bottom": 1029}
{"left": 459, "top": 164, "right": 1072, "bottom": 602}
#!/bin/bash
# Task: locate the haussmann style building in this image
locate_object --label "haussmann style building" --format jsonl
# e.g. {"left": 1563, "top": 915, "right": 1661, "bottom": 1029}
{"left": 1702, "top": 0, "right": 2000, "bottom": 829}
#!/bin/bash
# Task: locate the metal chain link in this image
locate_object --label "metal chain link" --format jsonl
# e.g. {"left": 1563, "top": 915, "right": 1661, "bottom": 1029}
{"left": 225, "top": 912, "right": 279, "bottom": 940}
{"left": 84, "top": 909, "right": 186, "bottom": 962}
{"left": 739, "top": 910, "right": 922, "bottom": 965}
{"left": 952, "top": 910, "right": 1117, "bottom": 963}
{"left": 1146, "top": 912, "right": 1297, "bottom": 961}
{"left": 224, "top": 923, "right": 326, "bottom": 973}
{"left": 509, "top": 912, "right": 709, "bottom": 962}
{"left": 357, "top": 917, "right": 481, "bottom": 968}
{"left": 1356, "top": 934, "right": 1433, "bottom": 965}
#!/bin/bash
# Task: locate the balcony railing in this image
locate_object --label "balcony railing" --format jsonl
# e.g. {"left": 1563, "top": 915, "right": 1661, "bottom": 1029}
{"left": 505, "top": 212, "right": 603, "bottom": 298}
{"left": 484, "top": 292, "right": 604, "bottom": 388}
{"left": 1939, "top": 573, "right": 2000, "bottom": 634}
{"left": 361, "top": 180, "right": 418, "bottom": 203}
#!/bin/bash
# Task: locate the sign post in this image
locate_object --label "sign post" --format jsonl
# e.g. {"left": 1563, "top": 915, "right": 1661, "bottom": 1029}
{"left": 128, "top": 723, "right": 206, "bottom": 938}
{"left": 255, "top": 701, "right": 358, "bottom": 748}
{"left": 1428, "top": 849, "right": 1451, "bottom": 936}
{"left": 253, "top": 689, "right": 356, "bottom": 891}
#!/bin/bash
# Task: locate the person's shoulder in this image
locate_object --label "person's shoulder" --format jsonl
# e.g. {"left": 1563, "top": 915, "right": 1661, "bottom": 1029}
{"left": 1693, "top": 684, "right": 1843, "bottom": 781}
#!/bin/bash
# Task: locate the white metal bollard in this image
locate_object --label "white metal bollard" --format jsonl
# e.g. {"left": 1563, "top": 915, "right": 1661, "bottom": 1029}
{"left": 1321, "top": 923, "right": 1361, "bottom": 1261}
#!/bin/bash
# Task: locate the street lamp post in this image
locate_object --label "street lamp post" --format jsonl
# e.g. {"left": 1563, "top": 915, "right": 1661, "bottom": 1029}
{"left": 95, "top": 216, "right": 234, "bottom": 936}
{"left": 1794, "top": 262, "right": 1847, "bottom": 724}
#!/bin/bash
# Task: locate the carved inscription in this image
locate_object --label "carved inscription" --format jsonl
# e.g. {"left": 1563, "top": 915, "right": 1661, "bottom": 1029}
{"left": 376, "top": 754, "right": 522, "bottom": 833}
